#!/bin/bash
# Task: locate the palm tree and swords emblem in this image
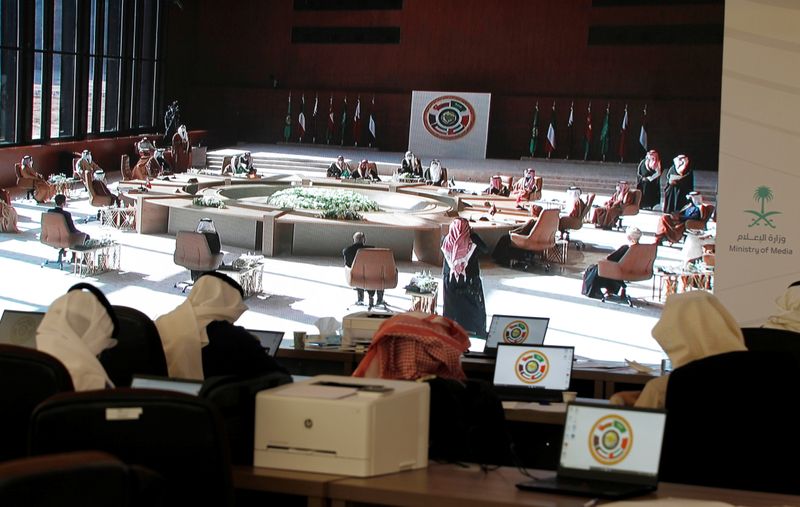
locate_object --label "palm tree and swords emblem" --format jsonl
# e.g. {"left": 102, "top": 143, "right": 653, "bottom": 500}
{"left": 745, "top": 186, "right": 781, "bottom": 228}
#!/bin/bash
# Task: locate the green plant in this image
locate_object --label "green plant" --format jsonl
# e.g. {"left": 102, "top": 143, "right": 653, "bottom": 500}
{"left": 192, "top": 196, "right": 226, "bottom": 208}
{"left": 267, "top": 187, "right": 379, "bottom": 221}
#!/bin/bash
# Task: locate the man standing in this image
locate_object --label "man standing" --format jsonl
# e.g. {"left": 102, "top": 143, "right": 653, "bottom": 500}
{"left": 342, "top": 231, "right": 384, "bottom": 308}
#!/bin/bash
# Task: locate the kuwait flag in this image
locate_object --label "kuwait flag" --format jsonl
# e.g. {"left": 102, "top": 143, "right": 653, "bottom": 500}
{"left": 353, "top": 96, "right": 361, "bottom": 146}
{"left": 368, "top": 96, "right": 377, "bottom": 147}
{"left": 639, "top": 105, "right": 648, "bottom": 152}
{"left": 545, "top": 101, "right": 557, "bottom": 157}
{"left": 298, "top": 94, "right": 306, "bottom": 142}
{"left": 283, "top": 92, "right": 292, "bottom": 143}
{"left": 326, "top": 95, "right": 334, "bottom": 144}
{"left": 618, "top": 105, "right": 628, "bottom": 162}
{"left": 583, "top": 102, "right": 592, "bottom": 161}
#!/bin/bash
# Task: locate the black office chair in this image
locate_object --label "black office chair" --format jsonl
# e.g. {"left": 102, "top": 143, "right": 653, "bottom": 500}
{"left": 200, "top": 371, "right": 293, "bottom": 465}
{"left": 660, "top": 350, "right": 800, "bottom": 494}
{"left": 742, "top": 326, "right": 800, "bottom": 367}
{"left": 0, "top": 451, "right": 163, "bottom": 507}
{"left": 98, "top": 306, "right": 168, "bottom": 387}
{"left": 0, "top": 344, "right": 74, "bottom": 462}
{"left": 29, "top": 389, "right": 234, "bottom": 506}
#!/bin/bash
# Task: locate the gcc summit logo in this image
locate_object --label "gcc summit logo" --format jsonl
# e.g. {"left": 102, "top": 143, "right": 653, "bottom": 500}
{"left": 514, "top": 349, "right": 549, "bottom": 384}
{"left": 589, "top": 414, "right": 633, "bottom": 465}
{"left": 502, "top": 320, "right": 530, "bottom": 344}
{"left": 423, "top": 95, "right": 475, "bottom": 140}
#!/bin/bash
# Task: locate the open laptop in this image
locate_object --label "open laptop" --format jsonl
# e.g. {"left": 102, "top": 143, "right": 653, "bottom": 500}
{"left": 517, "top": 402, "right": 667, "bottom": 499}
{"left": 468, "top": 315, "right": 549, "bottom": 358}
{"left": 0, "top": 309, "right": 45, "bottom": 349}
{"left": 247, "top": 329, "right": 285, "bottom": 357}
{"left": 131, "top": 375, "right": 204, "bottom": 396}
{"left": 492, "top": 344, "right": 573, "bottom": 402}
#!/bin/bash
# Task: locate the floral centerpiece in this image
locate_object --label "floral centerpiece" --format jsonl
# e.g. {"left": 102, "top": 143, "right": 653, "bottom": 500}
{"left": 192, "top": 195, "right": 226, "bottom": 209}
{"left": 231, "top": 254, "right": 262, "bottom": 270}
{"left": 405, "top": 271, "right": 438, "bottom": 294}
{"left": 267, "top": 187, "right": 380, "bottom": 221}
{"left": 48, "top": 174, "right": 70, "bottom": 185}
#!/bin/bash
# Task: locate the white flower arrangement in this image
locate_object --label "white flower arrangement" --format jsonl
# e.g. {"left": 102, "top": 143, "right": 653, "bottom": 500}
{"left": 267, "top": 188, "right": 380, "bottom": 220}
{"left": 192, "top": 195, "right": 226, "bottom": 209}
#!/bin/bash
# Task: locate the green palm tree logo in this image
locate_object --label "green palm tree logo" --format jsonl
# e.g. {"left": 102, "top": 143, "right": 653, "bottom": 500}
{"left": 744, "top": 185, "right": 780, "bottom": 228}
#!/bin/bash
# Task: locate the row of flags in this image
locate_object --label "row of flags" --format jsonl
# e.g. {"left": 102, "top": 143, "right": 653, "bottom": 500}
{"left": 529, "top": 101, "right": 649, "bottom": 162}
{"left": 283, "top": 93, "right": 377, "bottom": 147}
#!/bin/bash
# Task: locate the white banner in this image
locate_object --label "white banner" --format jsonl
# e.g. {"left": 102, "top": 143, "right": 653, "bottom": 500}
{"left": 716, "top": 0, "right": 800, "bottom": 325}
{"left": 408, "top": 91, "right": 491, "bottom": 159}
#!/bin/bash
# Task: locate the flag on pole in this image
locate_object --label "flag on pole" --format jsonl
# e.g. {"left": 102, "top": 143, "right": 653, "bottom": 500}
{"left": 368, "top": 95, "right": 376, "bottom": 147}
{"left": 283, "top": 92, "right": 292, "bottom": 143}
{"left": 566, "top": 101, "right": 574, "bottom": 160}
{"left": 298, "top": 94, "right": 306, "bottom": 143}
{"left": 599, "top": 103, "right": 610, "bottom": 162}
{"left": 639, "top": 104, "right": 648, "bottom": 153}
{"left": 583, "top": 102, "right": 592, "bottom": 161}
{"left": 545, "top": 101, "right": 557, "bottom": 159}
{"left": 311, "top": 94, "right": 319, "bottom": 143}
{"left": 528, "top": 102, "right": 539, "bottom": 157}
{"left": 618, "top": 104, "right": 628, "bottom": 162}
{"left": 353, "top": 96, "right": 361, "bottom": 147}
{"left": 327, "top": 95, "right": 335, "bottom": 144}
{"left": 340, "top": 96, "right": 348, "bottom": 146}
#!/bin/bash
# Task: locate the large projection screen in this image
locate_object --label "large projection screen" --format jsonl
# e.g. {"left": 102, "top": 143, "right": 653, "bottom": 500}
{"left": 408, "top": 91, "right": 491, "bottom": 159}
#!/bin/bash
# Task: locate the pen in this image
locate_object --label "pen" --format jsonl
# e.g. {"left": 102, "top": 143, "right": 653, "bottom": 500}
{"left": 583, "top": 498, "right": 599, "bottom": 507}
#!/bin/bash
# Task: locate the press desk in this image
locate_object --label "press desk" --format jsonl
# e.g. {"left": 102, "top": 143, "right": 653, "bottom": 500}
{"left": 234, "top": 463, "right": 800, "bottom": 507}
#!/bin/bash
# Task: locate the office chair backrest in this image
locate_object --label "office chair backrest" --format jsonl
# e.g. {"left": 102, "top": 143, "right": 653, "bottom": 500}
{"left": 0, "top": 344, "right": 74, "bottom": 462}
{"left": 686, "top": 203, "right": 716, "bottom": 231}
{"left": 346, "top": 248, "right": 399, "bottom": 291}
{"left": 29, "top": 389, "right": 233, "bottom": 506}
{"left": 98, "top": 306, "right": 168, "bottom": 388}
{"left": 174, "top": 231, "right": 224, "bottom": 272}
{"left": 617, "top": 243, "right": 657, "bottom": 280}
{"left": 742, "top": 326, "right": 800, "bottom": 368}
{"left": 661, "top": 350, "right": 800, "bottom": 494}
{"left": 0, "top": 450, "right": 164, "bottom": 507}
{"left": 621, "top": 189, "right": 641, "bottom": 216}
{"left": 511, "top": 208, "right": 559, "bottom": 251}
{"left": 200, "top": 371, "right": 293, "bottom": 465}
{"left": 40, "top": 212, "right": 74, "bottom": 249}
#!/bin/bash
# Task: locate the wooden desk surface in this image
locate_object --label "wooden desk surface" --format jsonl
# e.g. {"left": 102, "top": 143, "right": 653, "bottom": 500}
{"left": 327, "top": 463, "right": 800, "bottom": 507}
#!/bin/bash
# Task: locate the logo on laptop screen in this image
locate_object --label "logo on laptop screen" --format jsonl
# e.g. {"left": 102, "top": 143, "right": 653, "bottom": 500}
{"left": 423, "top": 96, "right": 475, "bottom": 140}
{"left": 502, "top": 320, "right": 530, "bottom": 344}
{"left": 589, "top": 414, "right": 633, "bottom": 465}
{"left": 514, "top": 349, "right": 549, "bottom": 384}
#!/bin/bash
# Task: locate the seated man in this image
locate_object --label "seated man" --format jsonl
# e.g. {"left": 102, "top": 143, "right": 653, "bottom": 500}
{"left": 399, "top": 151, "right": 415, "bottom": 174}
{"left": 0, "top": 188, "right": 19, "bottom": 233}
{"left": 656, "top": 191, "right": 704, "bottom": 244}
{"left": 136, "top": 137, "right": 156, "bottom": 157}
{"left": 342, "top": 231, "right": 384, "bottom": 308}
{"left": 48, "top": 194, "right": 89, "bottom": 242}
{"left": 590, "top": 180, "right": 634, "bottom": 230}
{"left": 359, "top": 159, "right": 380, "bottom": 181}
{"left": 19, "top": 155, "right": 56, "bottom": 204}
{"left": 581, "top": 227, "right": 642, "bottom": 299}
{"left": 327, "top": 155, "right": 350, "bottom": 178}
{"left": 151, "top": 148, "right": 171, "bottom": 176}
{"left": 75, "top": 150, "right": 103, "bottom": 185}
{"left": 484, "top": 175, "right": 510, "bottom": 197}
{"left": 563, "top": 186, "right": 586, "bottom": 219}
{"left": 90, "top": 171, "right": 123, "bottom": 207}
{"left": 424, "top": 159, "right": 448, "bottom": 187}
{"left": 509, "top": 168, "right": 538, "bottom": 206}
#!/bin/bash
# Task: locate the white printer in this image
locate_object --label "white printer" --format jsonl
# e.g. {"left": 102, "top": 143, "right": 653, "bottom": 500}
{"left": 254, "top": 375, "right": 429, "bottom": 477}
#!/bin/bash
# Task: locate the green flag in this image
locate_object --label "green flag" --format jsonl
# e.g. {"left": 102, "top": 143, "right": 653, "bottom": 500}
{"left": 283, "top": 93, "right": 292, "bottom": 143}
{"left": 600, "top": 104, "right": 610, "bottom": 161}
{"left": 528, "top": 103, "right": 539, "bottom": 157}
{"left": 340, "top": 97, "right": 348, "bottom": 145}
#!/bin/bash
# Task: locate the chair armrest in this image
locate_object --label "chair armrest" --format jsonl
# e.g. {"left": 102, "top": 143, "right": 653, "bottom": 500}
{"left": 597, "top": 259, "right": 624, "bottom": 279}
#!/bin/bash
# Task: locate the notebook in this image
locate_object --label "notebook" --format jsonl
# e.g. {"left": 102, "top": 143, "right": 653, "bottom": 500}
{"left": 492, "top": 344, "right": 573, "bottom": 402}
{"left": 468, "top": 315, "right": 549, "bottom": 357}
{"left": 247, "top": 329, "right": 285, "bottom": 357}
{"left": 0, "top": 309, "right": 45, "bottom": 349}
{"left": 131, "top": 375, "right": 204, "bottom": 396}
{"left": 517, "top": 402, "right": 667, "bottom": 499}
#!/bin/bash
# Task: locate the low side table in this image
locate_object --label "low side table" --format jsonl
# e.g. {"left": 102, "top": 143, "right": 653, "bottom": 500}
{"left": 218, "top": 263, "right": 264, "bottom": 298}
{"left": 68, "top": 242, "right": 121, "bottom": 277}
{"left": 407, "top": 287, "right": 438, "bottom": 314}
{"left": 100, "top": 206, "right": 137, "bottom": 231}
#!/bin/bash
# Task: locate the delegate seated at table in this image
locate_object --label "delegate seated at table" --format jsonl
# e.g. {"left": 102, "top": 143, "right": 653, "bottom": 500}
{"left": 327, "top": 156, "right": 351, "bottom": 178}
{"left": 590, "top": 180, "right": 633, "bottom": 230}
{"left": 484, "top": 175, "right": 510, "bottom": 197}
{"left": 20, "top": 155, "right": 56, "bottom": 204}
{"left": 509, "top": 168, "right": 538, "bottom": 207}
{"left": 48, "top": 194, "right": 89, "bottom": 241}
{"left": 656, "top": 191, "right": 704, "bottom": 244}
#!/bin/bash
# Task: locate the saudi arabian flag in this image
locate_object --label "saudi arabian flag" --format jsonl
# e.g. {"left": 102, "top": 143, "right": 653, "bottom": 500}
{"left": 529, "top": 103, "right": 539, "bottom": 157}
{"left": 599, "top": 104, "right": 610, "bottom": 161}
{"left": 283, "top": 93, "right": 292, "bottom": 143}
{"left": 340, "top": 97, "right": 348, "bottom": 146}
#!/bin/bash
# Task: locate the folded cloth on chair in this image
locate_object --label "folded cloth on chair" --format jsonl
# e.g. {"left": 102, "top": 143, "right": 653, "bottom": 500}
{"left": 352, "top": 312, "right": 470, "bottom": 381}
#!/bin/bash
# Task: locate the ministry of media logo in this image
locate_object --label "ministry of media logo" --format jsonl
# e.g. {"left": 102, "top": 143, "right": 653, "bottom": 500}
{"left": 745, "top": 185, "right": 780, "bottom": 228}
{"left": 423, "top": 96, "right": 475, "bottom": 140}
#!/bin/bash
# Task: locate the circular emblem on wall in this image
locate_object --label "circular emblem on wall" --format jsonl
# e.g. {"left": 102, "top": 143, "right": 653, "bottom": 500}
{"left": 588, "top": 414, "right": 633, "bottom": 466}
{"left": 514, "top": 349, "right": 549, "bottom": 384}
{"left": 502, "top": 320, "right": 530, "bottom": 344}
{"left": 423, "top": 95, "right": 475, "bottom": 140}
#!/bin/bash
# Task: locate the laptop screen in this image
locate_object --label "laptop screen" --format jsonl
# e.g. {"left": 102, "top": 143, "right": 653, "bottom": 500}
{"left": 247, "top": 330, "right": 285, "bottom": 357}
{"left": 560, "top": 403, "right": 666, "bottom": 482}
{"left": 131, "top": 375, "right": 203, "bottom": 396}
{"left": 493, "top": 344, "right": 573, "bottom": 391}
{"left": 486, "top": 315, "right": 549, "bottom": 349}
{"left": 0, "top": 310, "right": 45, "bottom": 349}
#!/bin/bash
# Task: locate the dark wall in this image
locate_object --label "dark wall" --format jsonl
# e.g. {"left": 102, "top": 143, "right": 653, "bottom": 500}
{"left": 165, "top": 0, "right": 723, "bottom": 167}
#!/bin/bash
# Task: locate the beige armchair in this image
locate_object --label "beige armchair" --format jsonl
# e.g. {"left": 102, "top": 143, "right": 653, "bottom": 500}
{"left": 40, "top": 212, "right": 88, "bottom": 269}
{"left": 173, "top": 231, "right": 224, "bottom": 292}
{"left": 616, "top": 189, "right": 642, "bottom": 230}
{"left": 686, "top": 203, "right": 715, "bottom": 232}
{"left": 509, "top": 208, "right": 560, "bottom": 271}
{"left": 597, "top": 242, "right": 658, "bottom": 306}
{"left": 15, "top": 163, "right": 36, "bottom": 200}
{"left": 558, "top": 193, "right": 595, "bottom": 248}
{"left": 345, "top": 248, "right": 398, "bottom": 299}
